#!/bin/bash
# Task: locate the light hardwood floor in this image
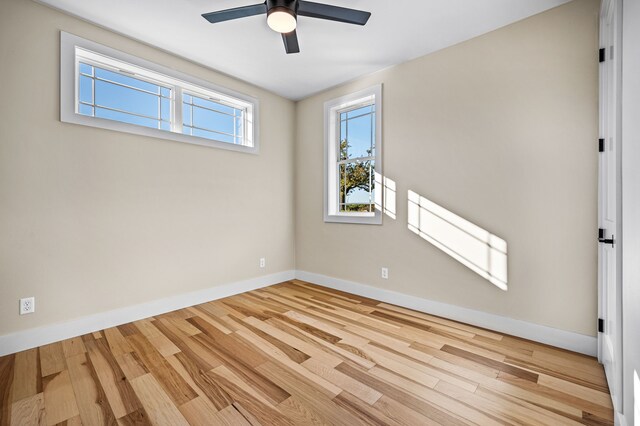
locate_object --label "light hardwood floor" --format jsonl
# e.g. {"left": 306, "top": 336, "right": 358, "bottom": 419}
{"left": 0, "top": 280, "right": 613, "bottom": 425}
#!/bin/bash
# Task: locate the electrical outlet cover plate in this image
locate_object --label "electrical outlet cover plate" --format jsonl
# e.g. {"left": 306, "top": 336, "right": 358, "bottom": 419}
{"left": 259, "top": 257, "right": 266, "bottom": 268}
{"left": 381, "top": 267, "right": 389, "bottom": 279}
{"left": 20, "top": 297, "right": 35, "bottom": 315}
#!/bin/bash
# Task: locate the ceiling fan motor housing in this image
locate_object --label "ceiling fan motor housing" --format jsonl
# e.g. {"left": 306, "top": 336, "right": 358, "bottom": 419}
{"left": 267, "top": 0, "right": 299, "bottom": 17}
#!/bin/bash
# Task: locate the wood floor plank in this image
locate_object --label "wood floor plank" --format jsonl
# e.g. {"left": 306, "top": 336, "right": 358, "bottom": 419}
{"left": 42, "top": 370, "right": 79, "bottom": 426}
{"left": 256, "top": 361, "right": 360, "bottom": 426}
{"left": 171, "top": 352, "right": 234, "bottom": 410}
{"left": 301, "top": 358, "right": 382, "bottom": 405}
{"left": 151, "top": 318, "right": 220, "bottom": 371}
{"left": 10, "top": 393, "right": 46, "bottom": 426}
{"left": 2, "top": 280, "right": 613, "bottom": 426}
{"left": 369, "top": 366, "right": 501, "bottom": 426}
{"left": 61, "top": 338, "right": 86, "bottom": 360}
{"left": 84, "top": 337, "right": 141, "bottom": 419}
{"left": 116, "top": 409, "right": 151, "bottom": 426}
{"left": 177, "top": 396, "right": 222, "bottom": 425}
{"left": 187, "top": 307, "right": 234, "bottom": 334}
{"left": 211, "top": 405, "right": 254, "bottom": 426}
{"left": 65, "top": 353, "right": 117, "bottom": 425}
{"left": 276, "top": 396, "right": 329, "bottom": 425}
{"left": 335, "top": 361, "right": 470, "bottom": 426}
{"left": 471, "top": 384, "right": 587, "bottom": 425}
{"left": 441, "top": 344, "right": 539, "bottom": 382}
{"left": 114, "top": 352, "right": 148, "bottom": 381}
{"left": 538, "top": 373, "right": 613, "bottom": 409}
{"left": 206, "top": 363, "right": 295, "bottom": 426}
{"left": 11, "top": 349, "right": 40, "bottom": 404}
{"left": 132, "top": 320, "right": 180, "bottom": 358}
{"left": 128, "top": 374, "right": 189, "bottom": 426}
{"left": 125, "top": 333, "right": 197, "bottom": 407}
{"left": 266, "top": 318, "right": 375, "bottom": 369}
{"left": 103, "top": 328, "right": 133, "bottom": 357}
{"left": 188, "top": 331, "right": 291, "bottom": 405}
{"left": 39, "top": 344, "right": 65, "bottom": 378}
{"left": 0, "top": 355, "right": 14, "bottom": 426}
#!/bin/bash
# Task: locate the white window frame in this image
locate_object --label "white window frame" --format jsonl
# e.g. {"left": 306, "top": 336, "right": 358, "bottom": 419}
{"left": 324, "top": 84, "right": 382, "bottom": 224}
{"left": 60, "top": 32, "right": 259, "bottom": 154}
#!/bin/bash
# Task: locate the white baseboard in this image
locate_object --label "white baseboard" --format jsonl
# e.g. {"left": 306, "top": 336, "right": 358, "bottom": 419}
{"left": 0, "top": 269, "right": 598, "bottom": 358}
{"left": 0, "top": 270, "right": 295, "bottom": 357}
{"left": 295, "top": 270, "right": 598, "bottom": 357}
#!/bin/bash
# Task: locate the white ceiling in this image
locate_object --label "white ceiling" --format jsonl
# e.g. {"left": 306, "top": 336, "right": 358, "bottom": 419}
{"left": 37, "top": 0, "right": 569, "bottom": 100}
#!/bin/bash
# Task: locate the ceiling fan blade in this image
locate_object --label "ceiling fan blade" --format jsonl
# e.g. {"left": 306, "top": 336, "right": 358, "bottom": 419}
{"left": 297, "top": 1, "right": 371, "bottom": 25}
{"left": 282, "top": 30, "right": 300, "bottom": 54}
{"left": 202, "top": 3, "right": 266, "bottom": 24}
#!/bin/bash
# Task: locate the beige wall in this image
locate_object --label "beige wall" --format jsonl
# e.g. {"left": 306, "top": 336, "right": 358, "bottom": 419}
{"left": 0, "top": 0, "right": 599, "bottom": 340}
{"left": 0, "top": 0, "right": 295, "bottom": 335}
{"left": 295, "top": 0, "right": 600, "bottom": 336}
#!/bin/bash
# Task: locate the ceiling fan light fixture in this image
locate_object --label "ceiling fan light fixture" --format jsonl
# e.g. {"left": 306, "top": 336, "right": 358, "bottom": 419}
{"left": 267, "top": 7, "right": 297, "bottom": 33}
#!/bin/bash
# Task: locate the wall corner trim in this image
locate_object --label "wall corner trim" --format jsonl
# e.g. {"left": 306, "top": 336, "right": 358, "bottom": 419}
{"left": 0, "top": 270, "right": 295, "bottom": 356}
{"left": 295, "top": 270, "right": 598, "bottom": 357}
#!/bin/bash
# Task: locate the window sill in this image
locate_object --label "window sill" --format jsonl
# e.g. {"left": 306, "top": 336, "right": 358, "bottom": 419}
{"left": 61, "top": 111, "right": 259, "bottom": 154}
{"left": 324, "top": 212, "right": 382, "bottom": 225}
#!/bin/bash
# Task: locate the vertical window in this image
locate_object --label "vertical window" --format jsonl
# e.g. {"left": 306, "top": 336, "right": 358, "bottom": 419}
{"left": 338, "top": 104, "right": 376, "bottom": 212}
{"left": 61, "top": 32, "right": 258, "bottom": 153}
{"left": 324, "top": 85, "right": 382, "bottom": 224}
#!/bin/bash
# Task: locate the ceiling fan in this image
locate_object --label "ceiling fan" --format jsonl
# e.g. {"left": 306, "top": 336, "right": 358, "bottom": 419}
{"left": 202, "top": 0, "right": 371, "bottom": 54}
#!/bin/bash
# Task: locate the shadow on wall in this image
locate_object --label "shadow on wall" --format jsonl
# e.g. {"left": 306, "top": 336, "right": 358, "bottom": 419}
{"left": 374, "top": 172, "right": 397, "bottom": 220}
{"left": 407, "top": 190, "right": 508, "bottom": 291}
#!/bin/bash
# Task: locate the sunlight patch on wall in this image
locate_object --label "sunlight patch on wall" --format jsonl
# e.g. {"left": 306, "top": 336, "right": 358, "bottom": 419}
{"left": 635, "top": 370, "right": 639, "bottom": 425}
{"left": 375, "top": 172, "right": 397, "bottom": 220}
{"left": 407, "top": 190, "right": 508, "bottom": 290}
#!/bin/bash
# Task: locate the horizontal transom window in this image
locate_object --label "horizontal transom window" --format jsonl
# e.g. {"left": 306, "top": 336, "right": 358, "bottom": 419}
{"left": 61, "top": 32, "right": 258, "bottom": 154}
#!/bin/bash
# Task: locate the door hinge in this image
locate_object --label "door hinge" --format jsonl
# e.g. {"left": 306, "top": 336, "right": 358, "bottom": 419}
{"left": 598, "top": 318, "right": 604, "bottom": 333}
{"left": 598, "top": 228, "right": 615, "bottom": 247}
{"left": 599, "top": 48, "right": 606, "bottom": 63}
{"left": 599, "top": 138, "right": 605, "bottom": 152}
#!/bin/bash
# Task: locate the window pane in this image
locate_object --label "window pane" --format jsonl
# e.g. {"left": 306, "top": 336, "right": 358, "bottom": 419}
{"left": 160, "top": 121, "right": 171, "bottom": 131}
{"left": 79, "top": 63, "right": 93, "bottom": 76}
{"left": 190, "top": 127, "right": 235, "bottom": 144}
{"left": 79, "top": 75, "right": 93, "bottom": 104}
{"left": 182, "top": 93, "right": 246, "bottom": 145}
{"left": 95, "top": 79, "right": 159, "bottom": 118}
{"left": 95, "top": 107, "right": 158, "bottom": 129}
{"left": 339, "top": 160, "right": 375, "bottom": 212}
{"left": 192, "top": 96, "right": 236, "bottom": 115}
{"left": 347, "top": 105, "right": 373, "bottom": 119}
{"left": 161, "top": 87, "right": 171, "bottom": 98}
{"left": 95, "top": 67, "right": 160, "bottom": 94}
{"left": 183, "top": 103, "right": 192, "bottom": 126}
{"left": 192, "top": 106, "right": 235, "bottom": 135}
{"left": 79, "top": 103, "right": 94, "bottom": 116}
{"left": 161, "top": 98, "right": 170, "bottom": 122}
{"left": 235, "top": 115, "right": 243, "bottom": 138}
{"left": 343, "top": 112, "right": 373, "bottom": 159}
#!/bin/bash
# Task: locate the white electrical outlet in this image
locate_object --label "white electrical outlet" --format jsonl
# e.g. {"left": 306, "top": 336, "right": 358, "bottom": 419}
{"left": 20, "top": 297, "right": 35, "bottom": 315}
{"left": 259, "top": 257, "right": 266, "bottom": 268}
{"left": 381, "top": 267, "right": 389, "bottom": 279}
